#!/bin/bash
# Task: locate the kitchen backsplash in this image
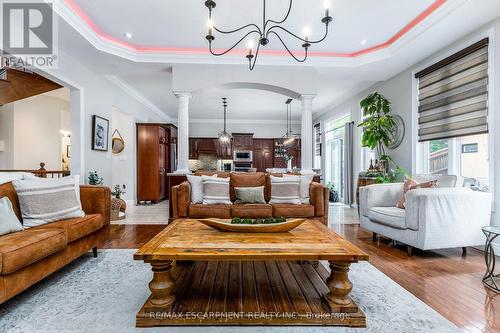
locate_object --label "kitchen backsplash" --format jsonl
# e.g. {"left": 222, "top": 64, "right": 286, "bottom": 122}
{"left": 189, "top": 154, "right": 218, "bottom": 171}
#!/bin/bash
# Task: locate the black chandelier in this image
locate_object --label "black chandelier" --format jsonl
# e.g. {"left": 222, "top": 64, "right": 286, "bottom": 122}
{"left": 205, "top": 0, "right": 333, "bottom": 70}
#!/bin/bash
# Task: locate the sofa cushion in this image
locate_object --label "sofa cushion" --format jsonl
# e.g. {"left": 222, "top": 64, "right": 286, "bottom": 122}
{"left": 272, "top": 204, "right": 315, "bottom": 218}
{"left": 0, "top": 228, "right": 67, "bottom": 274}
{"left": 0, "top": 197, "right": 23, "bottom": 236}
{"left": 33, "top": 214, "right": 104, "bottom": 243}
{"left": 13, "top": 176, "right": 85, "bottom": 228}
{"left": 269, "top": 175, "right": 301, "bottom": 204}
{"left": 368, "top": 206, "right": 406, "bottom": 229}
{"left": 231, "top": 204, "right": 273, "bottom": 218}
{"left": 189, "top": 204, "right": 231, "bottom": 219}
{"left": 230, "top": 172, "right": 267, "bottom": 202}
{"left": 202, "top": 176, "right": 231, "bottom": 205}
{"left": 0, "top": 182, "right": 22, "bottom": 221}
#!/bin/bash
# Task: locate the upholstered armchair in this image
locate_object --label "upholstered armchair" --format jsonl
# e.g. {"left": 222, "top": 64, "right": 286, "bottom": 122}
{"left": 359, "top": 182, "right": 492, "bottom": 256}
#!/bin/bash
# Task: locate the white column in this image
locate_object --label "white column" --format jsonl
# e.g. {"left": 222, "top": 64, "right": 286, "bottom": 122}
{"left": 300, "top": 94, "right": 315, "bottom": 174}
{"left": 174, "top": 92, "right": 192, "bottom": 174}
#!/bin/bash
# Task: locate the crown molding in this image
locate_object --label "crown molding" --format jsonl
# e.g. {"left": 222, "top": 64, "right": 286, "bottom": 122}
{"left": 189, "top": 118, "right": 301, "bottom": 125}
{"left": 56, "top": 0, "right": 467, "bottom": 68}
{"left": 104, "top": 75, "right": 171, "bottom": 121}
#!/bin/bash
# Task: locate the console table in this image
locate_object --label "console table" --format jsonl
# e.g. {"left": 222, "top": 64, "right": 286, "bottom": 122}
{"left": 482, "top": 226, "right": 500, "bottom": 292}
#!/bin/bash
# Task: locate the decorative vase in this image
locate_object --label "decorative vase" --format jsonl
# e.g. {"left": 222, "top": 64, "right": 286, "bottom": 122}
{"left": 287, "top": 160, "right": 293, "bottom": 172}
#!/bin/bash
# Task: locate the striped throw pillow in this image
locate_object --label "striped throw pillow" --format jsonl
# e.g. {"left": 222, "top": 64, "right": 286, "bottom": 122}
{"left": 202, "top": 176, "right": 231, "bottom": 205}
{"left": 12, "top": 176, "right": 85, "bottom": 228}
{"left": 269, "top": 175, "right": 301, "bottom": 204}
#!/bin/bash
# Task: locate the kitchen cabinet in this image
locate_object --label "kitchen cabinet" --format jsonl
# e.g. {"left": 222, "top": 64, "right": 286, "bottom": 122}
{"left": 214, "top": 139, "right": 232, "bottom": 159}
{"left": 189, "top": 138, "right": 199, "bottom": 159}
{"left": 232, "top": 133, "right": 254, "bottom": 150}
{"left": 253, "top": 139, "right": 274, "bottom": 172}
{"left": 136, "top": 123, "right": 177, "bottom": 203}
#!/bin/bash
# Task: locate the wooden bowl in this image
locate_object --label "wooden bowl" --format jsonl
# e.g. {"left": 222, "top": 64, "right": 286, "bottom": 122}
{"left": 197, "top": 218, "right": 306, "bottom": 233}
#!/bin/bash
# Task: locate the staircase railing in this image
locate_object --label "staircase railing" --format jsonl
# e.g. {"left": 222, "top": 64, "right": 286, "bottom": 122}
{"left": 0, "top": 162, "right": 70, "bottom": 178}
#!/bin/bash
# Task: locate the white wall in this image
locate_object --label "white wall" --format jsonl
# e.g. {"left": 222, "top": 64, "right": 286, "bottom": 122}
{"left": 189, "top": 120, "right": 301, "bottom": 138}
{"left": 111, "top": 107, "right": 135, "bottom": 201}
{"left": 0, "top": 95, "right": 70, "bottom": 170}
{"left": 13, "top": 95, "right": 70, "bottom": 170}
{"left": 0, "top": 104, "right": 14, "bottom": 169}
{"left": 314, "top": 18, "right": 500, "bottom": 227}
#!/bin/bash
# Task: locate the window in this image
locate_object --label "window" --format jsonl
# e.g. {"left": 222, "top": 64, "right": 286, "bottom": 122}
{"left": 324, "top": 115, "right": 350, "bottom": 201}
{"left": 421, "top": 133, "right": 489, "bottom": 185}
{"left": 416, "top": 38, "right": 490, "bottom": 187}
{"left": 313, "top": 123, "right": 321, "bottom": 169}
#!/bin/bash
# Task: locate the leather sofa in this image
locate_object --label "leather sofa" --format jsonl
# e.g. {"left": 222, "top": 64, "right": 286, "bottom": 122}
{"left": 171, "top": 172, "right": 329, "bottom": 225}
{"left": 0, "top": 181, "right": 111, "bottom": 304}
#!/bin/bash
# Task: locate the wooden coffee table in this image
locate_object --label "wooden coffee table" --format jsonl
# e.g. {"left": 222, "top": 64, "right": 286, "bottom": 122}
{"left": 134, "top": 218, "right": 369, "bottom": 327}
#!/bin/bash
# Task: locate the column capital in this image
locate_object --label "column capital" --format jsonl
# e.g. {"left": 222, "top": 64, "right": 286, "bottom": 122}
{"left": 299, "top": 94, "right": 316, "bottom": 101}
{"left": 173, "top": 91, "right": 192, "bottom": 99}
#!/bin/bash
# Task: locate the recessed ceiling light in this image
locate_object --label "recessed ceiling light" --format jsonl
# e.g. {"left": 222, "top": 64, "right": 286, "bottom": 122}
{"left": 361, "top": 39, "right": 367, "bottom": 45}
{"left": 124, "top": 32, "right": 132, "bottom": 39}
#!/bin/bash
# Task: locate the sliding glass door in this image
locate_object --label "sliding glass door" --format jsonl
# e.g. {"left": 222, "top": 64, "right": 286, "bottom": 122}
{"left": 324, "top": 115, "right": 350, "bottom": 203}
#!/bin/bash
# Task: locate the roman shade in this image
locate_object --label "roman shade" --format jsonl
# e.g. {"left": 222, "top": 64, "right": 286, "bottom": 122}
{"left": 415, "top": 38, "right": 489, "bottom": 142}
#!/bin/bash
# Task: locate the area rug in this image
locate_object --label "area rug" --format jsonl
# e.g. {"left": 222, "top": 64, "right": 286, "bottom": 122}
{"left": 0, "top": 250, "right": 459, "bottom": 333}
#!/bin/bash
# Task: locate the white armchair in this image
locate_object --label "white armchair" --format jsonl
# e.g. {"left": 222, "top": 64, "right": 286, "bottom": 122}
{"left": 359, "top": 182, "right": 492, "bottom": 256}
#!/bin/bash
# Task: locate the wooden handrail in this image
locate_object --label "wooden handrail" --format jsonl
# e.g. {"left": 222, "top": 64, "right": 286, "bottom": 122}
{"left": 0, "top": 162, "right": 70, "bottom": 178}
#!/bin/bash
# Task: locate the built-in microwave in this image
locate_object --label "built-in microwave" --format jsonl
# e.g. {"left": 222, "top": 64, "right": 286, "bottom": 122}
{"left": 233, "top": 150, "right": 253, "bottom": 162}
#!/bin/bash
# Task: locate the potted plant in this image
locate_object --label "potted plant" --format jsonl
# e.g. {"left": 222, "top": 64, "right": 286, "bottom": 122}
{"left": 357, "top": 92, "right": 396, "bottom": 172}
{"left": 88, "top": 171, "right": 104, "bottom": 185}
{"left": 326, "top": 182, "right": 339, "bottom": 202}
{"left": 112, "top": 184, "right": 126, "bottom": 199}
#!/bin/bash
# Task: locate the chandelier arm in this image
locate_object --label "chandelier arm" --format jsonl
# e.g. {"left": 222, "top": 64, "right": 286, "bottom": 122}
{"left": 213, "top": 23, "right": 262, "bottom": 36}
{"left": 248, "top": 41, "right": 261, "bottom": 71}
{"left": 263, "top": 0, "right": 292, "bottom": 31}
{"left": 266, "top": 23, "right": 329, "bottom": 44}
{"left": 209, "top": 30, "right": 261, "bottom": 56}
{"left": 267, "top": 31, "right": 308, "bottom": 62}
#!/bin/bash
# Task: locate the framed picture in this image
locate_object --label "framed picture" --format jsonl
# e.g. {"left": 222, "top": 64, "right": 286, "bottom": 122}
{"left": 92, "top": 115, "right": 109, "bottom": 151}
{"left": 66, "top": 145, "right": 71, "bottom": 158}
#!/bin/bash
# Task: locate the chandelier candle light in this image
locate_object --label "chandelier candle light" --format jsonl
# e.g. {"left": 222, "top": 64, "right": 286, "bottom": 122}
{"left": 205, "top": 0, "right": 333, "bottom": 70}
{"left": 218, "top": 97, "right": 231, "bottom": 143}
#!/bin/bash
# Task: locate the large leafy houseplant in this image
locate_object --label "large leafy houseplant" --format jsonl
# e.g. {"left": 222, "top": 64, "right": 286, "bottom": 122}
{"left": 357, "top": 92, "right": 396, "bottom": 161}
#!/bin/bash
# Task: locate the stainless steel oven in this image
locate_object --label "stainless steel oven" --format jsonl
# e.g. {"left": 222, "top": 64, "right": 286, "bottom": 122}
{"left": 233, "top": 150, "right": 253, "bottom": 162}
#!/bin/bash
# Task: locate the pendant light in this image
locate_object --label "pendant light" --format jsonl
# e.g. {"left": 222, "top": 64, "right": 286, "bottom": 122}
{"left": 218, "top": 97, "right": 231, "bottom": 143}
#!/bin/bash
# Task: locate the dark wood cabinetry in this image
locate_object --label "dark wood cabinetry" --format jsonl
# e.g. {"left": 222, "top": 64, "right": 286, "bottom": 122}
{"left": 189, "top": 138, "right": 232, "bottom": 160}
{"left": 232, "top": 133, "right": 254, "bottom": 150}
{"left": 253, "top": 139, "right": 275, "bottom": 172}
{"left": 137, "top": 123, "right": 177, "bottom": 203}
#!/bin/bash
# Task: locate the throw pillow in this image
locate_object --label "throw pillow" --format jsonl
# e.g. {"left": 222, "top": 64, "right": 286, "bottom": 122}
{"left": 0, "top": 172, "right": 31, "bottom": 185}
{"left": 12, "top": 176, "right": 85, "bottom": 228}
{"left": 396, "top": 177, "right": 418, "bottom": 209}
{"left": 234, "top": 186, "right": 266, "bottom": 204}
{"left": 284, "top": 173, "right": 314, "bottom": 204}
{"left": 269, "top": 175, "right": 301, "bottom": 204}
{"left": 410, "top": 180, "right": 437, "bottom": 190}
{"left": 23, "top": 174, "right": 83, "bottom": 209}
{"left": 187, "top": 174, "right": 217, "bottom": 204}
{"left": 202, "top": 176, "right": 231, "bottom": 205}
{"left": 0, "top": 197, "right": 23, "bottom": 236}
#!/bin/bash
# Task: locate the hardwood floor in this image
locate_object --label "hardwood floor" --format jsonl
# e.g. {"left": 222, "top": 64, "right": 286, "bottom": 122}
{"left": 101, "top": 206, "right": 499, "bottom": 333}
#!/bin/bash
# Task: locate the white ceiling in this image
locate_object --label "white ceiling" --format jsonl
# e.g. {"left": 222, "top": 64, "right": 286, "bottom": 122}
{"left": 71, "top": 0, "right": 434, "bottom": 53}
{"left": 54, "top": 0, "right": 500, "bottom": 121}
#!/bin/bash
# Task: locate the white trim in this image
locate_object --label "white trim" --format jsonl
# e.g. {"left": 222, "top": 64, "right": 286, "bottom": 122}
{"left": 54, "top": 0, "right": 468, "bottom": 68}
{"left": 105, "top": 75, "right": 171, "bottom": 122}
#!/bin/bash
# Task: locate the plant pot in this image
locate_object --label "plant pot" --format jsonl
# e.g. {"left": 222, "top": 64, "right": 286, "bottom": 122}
{"left": 329, "top": 190, "right": 339, "bottom": 203}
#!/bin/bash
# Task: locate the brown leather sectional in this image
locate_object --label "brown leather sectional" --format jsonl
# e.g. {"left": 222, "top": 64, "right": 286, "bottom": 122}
{"left": 0, "top": 182, "right": 111, "bottom": 304}
{"left": 171, "top": 172, "right": 329, "bottom": 225}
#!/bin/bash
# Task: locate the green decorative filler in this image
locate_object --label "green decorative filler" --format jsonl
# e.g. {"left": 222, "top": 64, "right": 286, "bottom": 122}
{"left": 231, "top": 216, "right": 287, "bottom": 224}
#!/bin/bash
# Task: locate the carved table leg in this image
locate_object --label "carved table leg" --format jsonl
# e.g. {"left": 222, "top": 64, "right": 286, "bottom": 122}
{"left": 146, "top": 260, "right": 176, "bottom": 310}
{"left": 325, "top": 261, "right": 357, "bottom": 312}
